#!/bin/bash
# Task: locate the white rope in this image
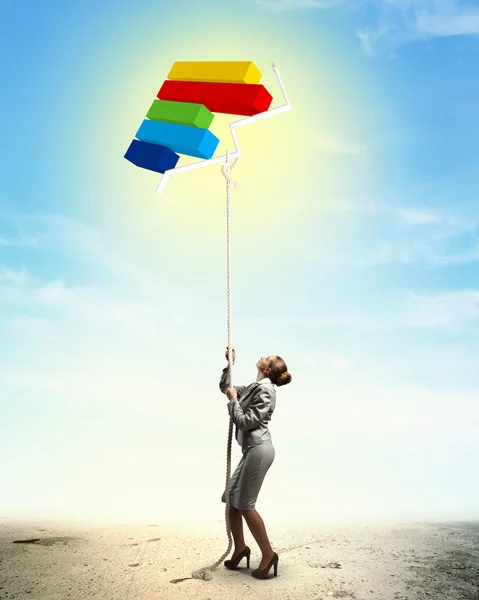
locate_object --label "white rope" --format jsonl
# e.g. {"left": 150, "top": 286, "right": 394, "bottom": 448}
{"left": 188, "top": 149, "right": 239, "bottom": 581}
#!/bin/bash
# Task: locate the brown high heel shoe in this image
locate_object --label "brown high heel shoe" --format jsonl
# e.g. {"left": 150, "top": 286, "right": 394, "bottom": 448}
{"left": 252, "top": 552, "right": 279, "bottom": 579}
{"left": 224, "top": 546, "right": 251, "bottom": 570}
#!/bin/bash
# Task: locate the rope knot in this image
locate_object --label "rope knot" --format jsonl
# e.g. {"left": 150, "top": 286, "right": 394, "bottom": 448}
{"left": 222, "top": 151, "right": 239, "bottom": 189}
{"left": 191, "top": 567, "right": 213, "bottom": 581}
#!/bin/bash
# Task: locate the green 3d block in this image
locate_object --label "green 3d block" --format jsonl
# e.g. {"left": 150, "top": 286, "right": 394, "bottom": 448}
{"left": 146, "top": 99, "right": 214, "bottom": 129}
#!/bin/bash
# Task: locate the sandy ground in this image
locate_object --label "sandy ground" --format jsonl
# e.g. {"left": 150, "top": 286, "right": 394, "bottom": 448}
{"left": 0, "top": 517, "right": 478, "bottom": 600}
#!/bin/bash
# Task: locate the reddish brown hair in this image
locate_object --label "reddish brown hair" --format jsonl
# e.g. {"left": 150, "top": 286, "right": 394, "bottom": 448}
{"left": 267, "top": 356, "right": 292, "bottom": 387}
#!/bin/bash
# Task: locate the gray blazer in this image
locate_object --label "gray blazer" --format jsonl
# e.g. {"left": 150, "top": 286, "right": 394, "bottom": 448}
{"left": 219, "top": 367, "right": 276, "bottom": 446}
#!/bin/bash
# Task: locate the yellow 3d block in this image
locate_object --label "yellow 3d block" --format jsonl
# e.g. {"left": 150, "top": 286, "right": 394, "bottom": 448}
{"left": 167, "top": 61, "right": 262, "bottom": 84}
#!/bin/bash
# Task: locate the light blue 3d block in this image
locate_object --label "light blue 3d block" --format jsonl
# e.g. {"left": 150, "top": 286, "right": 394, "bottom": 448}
{"left": 135, "top": 119, "right": 219, "bottom": 159}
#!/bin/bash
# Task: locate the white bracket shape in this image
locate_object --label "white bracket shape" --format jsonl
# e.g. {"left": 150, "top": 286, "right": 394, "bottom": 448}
{"left": 156, "top": 62, "right": 292, "bottom": 194}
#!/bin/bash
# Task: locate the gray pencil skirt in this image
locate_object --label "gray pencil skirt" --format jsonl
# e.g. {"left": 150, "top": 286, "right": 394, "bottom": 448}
{"left": 221, "top": 442, "right": 275, "bottom": 510}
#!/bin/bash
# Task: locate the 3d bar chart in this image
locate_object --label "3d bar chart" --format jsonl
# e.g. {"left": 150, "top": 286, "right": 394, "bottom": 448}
{"left": 124, "top": 61, "right": 274, "bottom": 175}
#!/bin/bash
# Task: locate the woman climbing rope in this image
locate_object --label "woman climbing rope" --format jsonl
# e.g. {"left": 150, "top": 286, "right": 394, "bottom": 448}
{"left": 219, "top": 346, "right": 292, "bottom": 579}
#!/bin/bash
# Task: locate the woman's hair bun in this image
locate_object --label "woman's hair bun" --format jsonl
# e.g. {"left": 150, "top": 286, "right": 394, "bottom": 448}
{"left": 276, "top": 371, "right": 292, "bottom": 387}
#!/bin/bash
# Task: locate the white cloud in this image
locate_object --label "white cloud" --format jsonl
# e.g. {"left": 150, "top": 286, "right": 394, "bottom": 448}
{"left": 0, "top": 213, "right": 187, "bottom": 301}
{"left": 0, "top": 234, "right": 38, "bottom": 247}
{"left": 1, "top": 272, "right": 188, "bottom": 344}
{"left": 255, "top": 0, "right": 344, "bottom": 10}
{"left": 0, "top": 265, "right": 31, "bottom": 284}
{"left": 244, "top": 313, "right": 364, "bottom": 327}
{"left": 0, "top": 214, "right": 203, "bottom": 381}
{"left": 263, "top": 291, "right": 479, "bottom": 331}
{"left": 255, "top": 0, "right": 479, "bottom": 51}
{"left": 415, "top": 1, "right": 479, "bottom": 37}
{"left": 398, "top": 210, "right": 444, "bottom": 225}
{"left": 356, "top": 23, "right": 390, "bottom": 54}
{"left": 331, "top": 355, "right": 349, "bottom": 368}
{"left": 316, "top": 134, "right": 367, "bottom": 154}
{"left": 303, "top": 203, "right": 479, "bottom": 266}
{"left": 403, "top": 290, "right": 479, "bottom": 327}
{"left": 361, "top": 0, "right": 479, "bottom": 53}
{"left": 357, "top": 28, "right": 373, "bottom": 54}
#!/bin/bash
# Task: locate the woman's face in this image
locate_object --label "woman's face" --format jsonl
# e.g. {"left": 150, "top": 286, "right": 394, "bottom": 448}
{"left": 256, "top": 356, "right": 272, "bottom": 373}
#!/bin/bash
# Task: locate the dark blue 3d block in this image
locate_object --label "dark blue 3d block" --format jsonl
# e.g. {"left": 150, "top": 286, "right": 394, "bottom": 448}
{"left": 124, "top": 139, "right": 180, "bottom": 174}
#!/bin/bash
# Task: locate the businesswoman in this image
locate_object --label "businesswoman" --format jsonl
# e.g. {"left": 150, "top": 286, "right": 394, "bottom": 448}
{"left": 219, "top": 347, "right": 292, "bottom": 579}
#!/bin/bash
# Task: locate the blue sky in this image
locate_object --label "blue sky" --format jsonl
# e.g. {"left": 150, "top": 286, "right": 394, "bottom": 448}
{"left": 0, "top": 0, "right": 478, "bottom": 524}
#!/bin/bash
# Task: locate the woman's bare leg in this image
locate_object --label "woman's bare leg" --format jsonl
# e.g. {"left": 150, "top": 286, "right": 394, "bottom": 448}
{"left": 241, "top": 509, "right": 275, "bottom": 568}
{"left": 228, "top": 504, "right": 247, "bottom": 558}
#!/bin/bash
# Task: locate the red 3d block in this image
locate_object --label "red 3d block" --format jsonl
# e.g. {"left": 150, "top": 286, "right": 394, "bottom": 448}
{"left": 157, "top": 80, "right": 273, "bottom": 116}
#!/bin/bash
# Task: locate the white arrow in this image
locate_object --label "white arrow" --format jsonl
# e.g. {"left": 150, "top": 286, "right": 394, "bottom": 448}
{"left": 156, "top": 62, "right": 292, "bottom": 194}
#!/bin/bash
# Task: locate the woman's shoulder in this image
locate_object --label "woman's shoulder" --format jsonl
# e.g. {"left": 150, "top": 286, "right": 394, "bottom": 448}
{"left": 254, "top": 382, "right": 276, "bottom": 396}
